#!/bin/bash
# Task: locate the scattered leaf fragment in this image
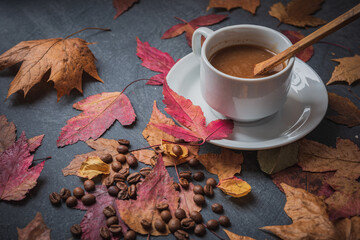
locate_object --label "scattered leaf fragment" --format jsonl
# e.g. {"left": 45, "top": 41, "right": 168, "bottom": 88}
{"left": 0, "top": 115, "right": 16, "bottom": 153}
{"left": 223, "top": 229, "right": 256, "bottom": 240}
{"left": 269, "top": 0, "right": 326, "bottom": 27}
{"left": 136, "top": 38, "right": 175, "bottom": 85}
{"left": 116, "top": 155, "right": 179, "bottom": 235}
{"left": 57, "top": 92, "right": 136, "bottom": 147}
{"left": 77, "top": 156, "right": 110, "bottom": 179}
{"left": 257, "top": 141, "right": 299, "bottom": 175}
{"left": 113, "top": 0, "right": 138, "bottom": 19}
{"left": 0, "top": 37, "right": 103, "bottom": 101}
{"left": 217, "top": 176, "right": 251, "bottom": 198}
{"left": 207, "top": 0, "right": 260, "bottom": 15}
{"left": 280, "top": 30, "right": 314, "bottom": 62}
{"left": 17, "top": 212, "right": 50, "bottom": 240}
{"left": 162, "top": 14, "right": 227, "bottom": 47}
{"left": 327, "top": 92, "right": 360, "bottom": 127}
{"left": 0, "top": 132, "right": 45, "bottom": 201}
{"left": 327, "top": 55, "right": 360, "bottom": 85}
{"left": 198, "top": 148, "right": 243, "bottom": 180}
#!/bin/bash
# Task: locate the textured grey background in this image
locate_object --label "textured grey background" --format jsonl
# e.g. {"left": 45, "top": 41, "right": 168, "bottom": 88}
{"left": 0, "top": 0, "right": 359, "bottom": 239}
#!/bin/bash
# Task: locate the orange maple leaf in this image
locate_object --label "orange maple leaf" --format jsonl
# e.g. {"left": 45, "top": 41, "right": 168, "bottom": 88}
{"left": 327, "top": 55, "right": 360, "bottom": 85}
{"left": 207, "top": 0, "right": 260, "bottom": 15}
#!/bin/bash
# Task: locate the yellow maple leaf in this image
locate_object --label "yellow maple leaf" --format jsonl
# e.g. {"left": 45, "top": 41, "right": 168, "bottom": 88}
{"left": 77, "top": 156, "right": 110, "bottom": 179}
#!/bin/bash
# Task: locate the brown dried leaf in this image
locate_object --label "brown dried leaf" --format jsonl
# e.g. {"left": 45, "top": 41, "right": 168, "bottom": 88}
{"left": 327, "top": 55, "right": 360, "bottom": 85}
{"left": 179, "top": 183, "right": 202, "bottom": 214}
{"left": 327, "top": 92, "right": 360, "bottom": 127}
{"left": 334, "top": 216, "right": 360, "bottom": 240}
{"left": 269, "top": 0, "right": 326, "bottom": 27}
{"left": 207, "top": 0, "right": 260, "bottom": 15}
{"left": 17, "top": 212, "right": 50, "bottom": 240}
{"left": 0, "top": 115, "right": 16, "bottom": 153}
{"left": 198, "top": 148, "right": 243, "bottom": 180}
{"left": 223, "top": 229, "right": 256, "bottom": 240}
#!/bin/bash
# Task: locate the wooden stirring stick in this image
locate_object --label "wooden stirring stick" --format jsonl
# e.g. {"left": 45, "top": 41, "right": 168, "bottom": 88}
{"left": 254, "top": 3, "right": 360, "bottom": 76}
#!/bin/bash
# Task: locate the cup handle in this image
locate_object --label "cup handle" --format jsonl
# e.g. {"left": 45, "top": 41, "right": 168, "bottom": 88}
{"left": 192, "top": 27, "right": 214, "bottom": 59}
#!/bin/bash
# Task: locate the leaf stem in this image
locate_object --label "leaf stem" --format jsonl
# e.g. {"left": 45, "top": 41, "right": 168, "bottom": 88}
{"left": 64, "top": 27, "right": 111, "bottom": 39}
{"left": 318, "top": 41, "right": 352, "bottom": 53}
{"left": 33, "top": 156, "right": 52, "bottom": 161}
{"left": 174, "top": 16, "right": 188, "bottom": 23}
{"left": 129, "top": 144, "right": 161, "bottom": 152}
{"left": 201, "top": 223, "right": 226, "bottom": 240}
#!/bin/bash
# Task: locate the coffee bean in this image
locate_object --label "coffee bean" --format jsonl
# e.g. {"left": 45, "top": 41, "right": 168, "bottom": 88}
{"left": 103, "top": 178, "right": 114, "bottom": 188}
{"left": 154, "top": 219, "right": 166, "bottom": 232}
{"left": 73, "top": 187, "right": 85, "bottom": 199}
{"left": 189, "top": 211, "right": 203, "bottom": 223}
{"left": 59, "top": 188, "right": 71, "bottom": 200}
{"left": 175, "top": 208, "right": 186, "bottom": 220}
{"left": 115, "top": 154, "right": 127, "bottom": 164}
{"left": 193, "top": 185, "right": 204, "bottom": 195}
{"left": 172, "top": 182, "right": 180, "bottom": 191}
{"left": 49, "top": 192, "right": 61, "bottom": 205}
{"left": 117, "top": 188, "right": 129, "bottom": 200}
{"left": 70, "top": 224, "right": 82, "bottom": 237}
{"left": 188, "top": 157, "right": 200, "bottom": 167}
{"left": 100, "top": 226, "right": 110, "bottom": 239}
{"left": 118, "top": 139, "right": 130, "bottom": 146}
{"left": 179, "top": 178, "right": 189, "bottom": 189}
{"left": 206, "top": 178, "right": 217, "bottom": 187}
{"left": 101, "top": 154, "right": 113, "bottom": 164}
{"left": 106, "top": 216, "right": 118, "bottom": 227}
{"left": 83, "top": 179, "right": 95, "bottom": 192}
{"left": 103, "top": 205, "right": 116, "bottom": 218}
{"left": 193, "top": 171, "right": 205, "bottom": 181}
{"left": 116, "top": 168, "right": 130, "bottom": 181}
{"left": 160, "top": 210, "right": 172, "bottom": 223}
{"left": 180, "top": 218, "right": 195, "bottom": 230}
{"left": 111, "top": 161, "right": 122, "bottom": 172}
{"left": 127, "top": 172, "right": 141, "bottom": 184}
{"left": 117, "top": 145, "right": 128, "bottom": 154}
{"left": 140, "top": 218, "right": 152, "bottom": 230}
{"left": 174, "top": 229, "right": 189, "bottom": 240}
{"left": 156, "top": 202, "right": 169, "bottom": 211}
{"left": 109, "top": 224, "right": 122, "bottom": 235}
{"left": 66, "top": 196, "right": 78, "bottom": 208}
{"left": 116, "top": 181, "right": 128, "bottom": 191}
{"left": 172, "top": 145, "right": 183, "bottom": 157}
{"left": 126, "top": 155, "right": 138, "bottom": 168}
{"left": 108, "top": 186, "right": 120, "bottom": 197}
{"left": 124, "top": 230, "right": 136, "bottom": 240}
{"left": 204, "top": 184, "right": 214, "bottom": 197}
{"left": 174, "top": 138, "right": 185, "bottom": 143}
{"left": 211, "top": 203, "right": 224, "bottom": 213}
{"left": 194, "top": 224, "right": 206, "bottom": 236}
{"left": 128, "top": 184, "right": 136, "bottom": 199}
{"left": 193, "top": 194, "right": 205, "bottom": 206}
{"left": 81, "top": 194, "right": 96, "bottom": 206}
{"left": 140, "top": 167, "right": 152, "bottom": 177}
{"left": 219, "top": 215, "right": 231, "bottom": 227}
{"left": 168, "top": 218, "right": 181, "bottom": 233}
{"left": 179, "top": 171, "right": 192, "bottom": 180}
{"left": 150, "top": 154, "right": 159, "bottom": 166}
{"left": 206, "top": 219, "right": 219, "bottom": 230}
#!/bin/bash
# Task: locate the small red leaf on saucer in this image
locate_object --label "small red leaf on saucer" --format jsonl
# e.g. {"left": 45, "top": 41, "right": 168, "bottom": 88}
{"left": 153, "top": 81, "right": 234, "bottom": 142}
{"left": 281, "top": 30, "right": 314, "bottom": 62}
{"left": 162, "top": 14, "right": 228, "bottom": 47}
{"left": 136, "top": 38, "right": 176, "bottom": 85}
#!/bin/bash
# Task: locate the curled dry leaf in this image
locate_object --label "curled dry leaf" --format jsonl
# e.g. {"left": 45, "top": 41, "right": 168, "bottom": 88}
{"left": 327, "top": 55, "right": 360, "bottom": 85}
{"left": 136, "top": 38, "right": 175, "bottom": 85}
{"left": 327, "top": 92, "right": 360, "bottom": 127}
{"left": 269, "top": 0, "right": 326, "bottom": 27}
{"left": 113, "top": 0, "right": 138, "bottom": 19}
{"left": 198, "top": 148, "right": 243, "bottom": 180}
{"left": 217, "top": 176, "right": 251, "bottom": 198}
{"left": 223, "top": 229, "right": 256, "bottom": 240}
{"left": 161, "top": 141, "right": 188, "bottom": 159}
{"left": 162, "top": 14, "right": 227, "bottom": 47}
{"left": 17, "top": 212, "right": 50, "bottom": 240}
{"left": 207, "top": 0, "right": 260, "bottom": 15}
{"left": 280, "top": 30, "right": 314, "bottom": 62}
{"left": 116, "top": 155, "right": 179, "bottom": 236}
{"left": 77, "top": 156, "right": 110, "bottom": 179}
{"left": 0, "top": 115, "right": 16, "bottom": 153}
{"left": 57, "top": 92, "right": 136, "bottom": 147}
{"left": 0, "top": 37, "right": 103, "bottom": 101}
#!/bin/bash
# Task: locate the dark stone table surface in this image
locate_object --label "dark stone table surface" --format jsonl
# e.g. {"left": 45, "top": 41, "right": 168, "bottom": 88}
{"left": 0, "top": 0, "right": 359, "bottom": 239}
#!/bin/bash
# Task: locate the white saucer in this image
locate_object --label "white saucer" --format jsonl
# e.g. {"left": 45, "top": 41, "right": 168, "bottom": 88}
{"left": 166, "top": 53, "right": 328, "bottom": 150}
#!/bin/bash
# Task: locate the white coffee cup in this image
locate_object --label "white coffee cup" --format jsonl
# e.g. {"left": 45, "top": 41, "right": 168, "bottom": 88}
{"left": 192, "top": 25, "right": 295, "bottom": 122}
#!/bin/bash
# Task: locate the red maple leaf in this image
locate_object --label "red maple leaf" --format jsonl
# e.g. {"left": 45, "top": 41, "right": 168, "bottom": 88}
{"left": 161, "top": 14, "right": 228, "bottom": 47}
{"left": 113, "top": 0, "right": 138, "bottom": 19}
{"left": 57, "top": 92, "right": 136, "bottom": 147}
{"left": 281, "top": 30, "right": 314, "bottom": 62}
{"left": 74, "top": 185, "right": 128, "bottom": 239}
{"left": 153, "top": 81, "right": 234, "bottom": 142}
{"left": 0, "top": 132, "right": 45, "bottom": 201}
{"left": 136, "top": 38, "right": 176, "bottom": 85}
